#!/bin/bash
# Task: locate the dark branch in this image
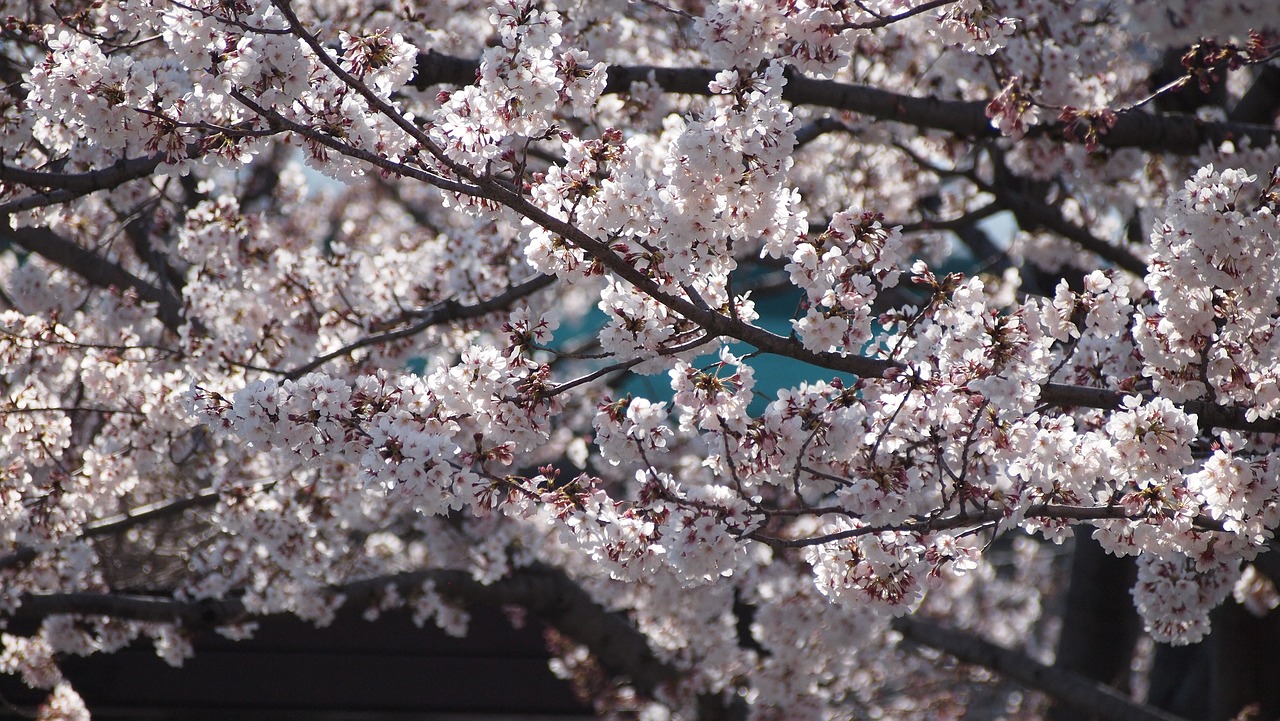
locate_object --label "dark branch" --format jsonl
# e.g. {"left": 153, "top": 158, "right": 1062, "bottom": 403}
{"left": 464, "top": 180, "right": 1280, "bottom": 435}
{"left": 839, "top": 0, "right": 960, "bottom": 30}
{"left": 794, "top": 116, "right": 856, "bottom": 148}
{"left": 3, "top": 226, "right": 187, "bottom": 334}
{"left": 750, "top": 503, "right": 1224, "bottom": 548}
{"left": 410, "top": 53, "right": 1280, "bottom": 156}
{"left": 14, "top": 564, "right": 680, "bottom": 697}
{"left": 1039, "top": 382, "right": 1280, "bottom": 435}
{"left": 0, "top": 152, "right": 178, "bottom": 216}
{"left": 83, "top": 488, "right": 219, "bottom": 538}
{"left": 251, "top": 40, "right": 1280, "bottom": 437}
{"left": 244, "top": 58, "right": 1280, "bottom": 436}
{"left": 893, "top": 615, "right": 1191, "bottom": 721}
{"left": 0, "top": 154, "right": 165, "bottom": 194}
{"left": 985, "top": 180, "right": 1148, "bottom": 277}
{"left": 952, "top": 223, "right": 1015, "bottom": 276}
{"left": 1230, "top": 65, "right": 1280, "bottom": 124}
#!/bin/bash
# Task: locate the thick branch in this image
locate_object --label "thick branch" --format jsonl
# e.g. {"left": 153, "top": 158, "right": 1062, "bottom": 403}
{"left": 3, "top": 226, "right": 186, "bottom": 334}
{"left": 8, "top": 571, "right": 1205, "bottom": 720}
{"left": 892, "top": 615, "right": 1190, "bottom": 721}
{"left": 981, "top": 176, "right": 1149, "bottom": 277}
{"left": 0, "top": 151, "right": 185, "bottom": 216}
{"left": 13, "top": 564, "right": 680, "bottom": 697}
{"left": 410, "top": 53, "right": 1280, "bottom": 155}
{"left": 839, "top": 0, "right": 960, "bottom": 30}
{"left": 1229, "top": 65, "right": 1280, "bottom": 125}
{"left": 1039, "top": 382, "right": 1280, "bottom": 435}
{"left": 953, "top": 223, "right": 1014, "bottom": 276}
{"left": 0, "top": 155, "right": 165, "bottom": 194}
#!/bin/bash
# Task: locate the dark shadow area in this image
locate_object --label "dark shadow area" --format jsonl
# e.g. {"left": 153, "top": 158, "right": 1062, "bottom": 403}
{"left": 0, "top": 605, "right": 592, "bottom": 720}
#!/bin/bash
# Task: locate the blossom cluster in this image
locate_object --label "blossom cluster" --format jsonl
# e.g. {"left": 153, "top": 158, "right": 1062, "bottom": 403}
{"left": 431, "top": 0, "right": 606, "bottom": 167}
{"left": 786, "top": 211, "right": 905, "bottom": 354}
{"left": 1139, "top": 165, "right": 1280, "bottom": 416}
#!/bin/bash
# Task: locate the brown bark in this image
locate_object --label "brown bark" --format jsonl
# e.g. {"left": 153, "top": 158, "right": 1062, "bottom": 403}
{"left": 1047, "top": 535, "right": 1141, "bottom": 721}
{"left": 408, "top": 52, "right": 1280, "bottom": 156}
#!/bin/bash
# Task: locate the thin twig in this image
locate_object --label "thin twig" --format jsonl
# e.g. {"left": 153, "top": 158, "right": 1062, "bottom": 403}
{"left": 839, "top": 0, "right": 960, "bottom": 30}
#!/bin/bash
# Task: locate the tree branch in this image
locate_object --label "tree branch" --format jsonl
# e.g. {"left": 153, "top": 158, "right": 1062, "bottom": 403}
{"left": 15, "top": 571, "right": 1196, "bottom": 720}
{"left": 249, "top": 41, "right": 1280, "bottom": 437}
{"left": 2, "top": 226, "right": 187, "bottom": 334}
{"left": 0, "top": 150, "right": 190, "bottom": 216}
{"left": 750, "top": 503, "right": 1224, "bottom": 548}
{"left": 410, "top": 53, "right": 1280, "bottom": 156}
{"left": 0, "top": 486, "right": 222, "bottom": 572}
{"left": 281, "top": 273, "right": 556, "bottom": 380}
{"left": 892, "top": 615, "right": 1190, "bottom": 721}
{"left": 1229, "top": 65, "right": 1280, "bottom": 124}
{"left": 12, "top": 564, "right": 681, "bottom": 697}
{"left": 1039, "top": 382, "right": 1280, "bottom": 435}
{"left": 838, "top": 0, "right": 960, "bottom": 30}
{"left": 977, "top": 170, "right": 1149, "bottom": 277}
{"left": 473, "top": 182, "right": 1280, "bottom": 435}
{"left": 0, "top": 154, "right": 165, "bottom": 194}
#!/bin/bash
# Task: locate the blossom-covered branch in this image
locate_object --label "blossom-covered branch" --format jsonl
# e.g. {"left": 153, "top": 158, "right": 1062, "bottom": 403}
{"left": 410, "top": 52, "right": 1280, "bottom": 154}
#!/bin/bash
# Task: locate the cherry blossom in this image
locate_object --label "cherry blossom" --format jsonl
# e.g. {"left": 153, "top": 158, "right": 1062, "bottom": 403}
{"left": 3, "top": 0, "right": 1280, "bottom": 719}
